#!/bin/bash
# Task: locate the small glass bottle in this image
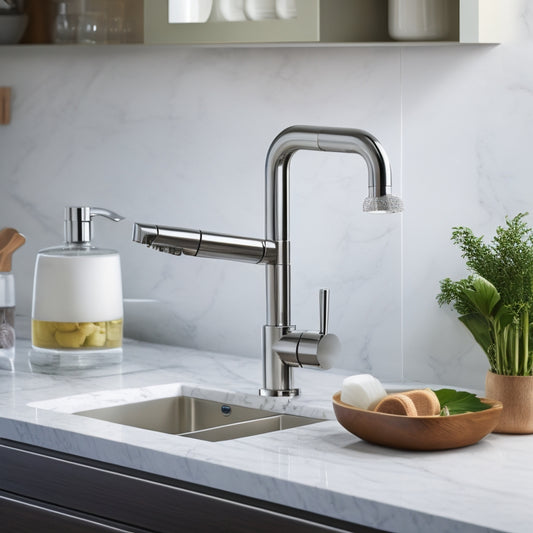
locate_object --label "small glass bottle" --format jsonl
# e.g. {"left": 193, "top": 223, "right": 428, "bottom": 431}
{"left": 0, "top": 228, "right": 25, "bottom": 371}
{"left": 77, "top": 9, "right": 108, "bottom": 44}
{"left": 0, "top": 272, "right": 16, "bottom": 369}
{"left": 31, "top": 207, "right": 124, "bottom": 370}
{"left": 52, "top": 1, "right": 78, "bottom": 44}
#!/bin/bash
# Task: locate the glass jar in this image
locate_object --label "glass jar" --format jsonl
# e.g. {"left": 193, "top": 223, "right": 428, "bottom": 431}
{"left": 52, "top": 1, "right": 78, "bottom": 44}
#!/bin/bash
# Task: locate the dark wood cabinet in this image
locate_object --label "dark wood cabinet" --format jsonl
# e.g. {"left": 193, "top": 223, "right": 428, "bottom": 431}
{"left": 0, "top": 439, "right": 379, "bottom": 532}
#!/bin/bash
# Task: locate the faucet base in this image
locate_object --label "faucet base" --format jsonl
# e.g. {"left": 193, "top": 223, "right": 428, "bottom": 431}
{"left": 259, "top": 388, "right": 300, "bottom": 398}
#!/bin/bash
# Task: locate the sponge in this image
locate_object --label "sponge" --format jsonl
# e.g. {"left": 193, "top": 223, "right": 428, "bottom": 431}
{"left": 374, "top": 389, "right": 441, "bottom": 416}
{"left": 374, "top": 393, "right": 418, "bottom": 416}
{"left": 403, "top": 389, "right": 441, "bottom": 416}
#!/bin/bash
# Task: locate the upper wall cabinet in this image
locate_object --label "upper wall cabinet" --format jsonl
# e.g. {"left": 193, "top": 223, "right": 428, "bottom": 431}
{"left": 146, "top": 0, "right": 500, "bottom": 45}
{"left": 18, "top": 0, "right": 500, "bottom": 46}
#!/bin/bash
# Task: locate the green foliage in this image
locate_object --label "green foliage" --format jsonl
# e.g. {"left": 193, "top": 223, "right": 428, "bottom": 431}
{"left": 437, "top": 213, "right": 533, "bottom": 376}
{"left": 432, "top": 389, "right": 492, "bottom": 416}
{"left": 451, "top": 213, "right": 533, "bottom": 311}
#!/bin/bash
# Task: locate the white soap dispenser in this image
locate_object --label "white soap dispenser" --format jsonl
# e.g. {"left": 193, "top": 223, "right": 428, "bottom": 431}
{"left": 31, "top": 207, "right": 124, "bottom": 369}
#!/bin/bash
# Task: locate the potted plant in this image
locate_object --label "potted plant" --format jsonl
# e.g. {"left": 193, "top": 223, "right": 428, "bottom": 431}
{"left": 437, "top": 213, "right": 533, "bottom": 433}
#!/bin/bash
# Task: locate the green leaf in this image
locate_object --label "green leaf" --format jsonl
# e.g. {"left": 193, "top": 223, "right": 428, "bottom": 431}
{"left": 462, "top": 276, "right": 501, "bottom": 317}
{"left": 432, "top": 388, "right": 492, "bottom": 416}
{"left": 493, "top": 304, "right": 515, "bottom": 329}
{"left": 458, "top": 313, "right": 493, "bottom": 355}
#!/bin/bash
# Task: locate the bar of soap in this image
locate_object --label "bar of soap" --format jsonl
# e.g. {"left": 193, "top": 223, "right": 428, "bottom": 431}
{"left": 374, "top": 393, "right": 418, "bottom": 416}
{"left": 340, "top": 374, "right": 387, "bottom": 410}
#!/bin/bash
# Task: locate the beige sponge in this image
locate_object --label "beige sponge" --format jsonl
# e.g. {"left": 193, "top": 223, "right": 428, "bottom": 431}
{"left": 374, "top": 389, "right": 441, "bottom": 417}
{"left": 403, "top": 389, "right": 441, "bottom": 416}
{"left": 373, "top": 393, "right": 417, "bottom": 416}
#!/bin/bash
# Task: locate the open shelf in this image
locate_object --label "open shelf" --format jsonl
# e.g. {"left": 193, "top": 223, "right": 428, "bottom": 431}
{"left": 16, "top": 0, "right": 500, "bottom": 46}
{"left": 145, "top": 0, "right": 500, "bottom": 45}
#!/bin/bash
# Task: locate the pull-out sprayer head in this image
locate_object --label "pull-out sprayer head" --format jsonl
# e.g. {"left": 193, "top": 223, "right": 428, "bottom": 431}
{"left": 132, "top": 223, "right": 192, "bottom": 255}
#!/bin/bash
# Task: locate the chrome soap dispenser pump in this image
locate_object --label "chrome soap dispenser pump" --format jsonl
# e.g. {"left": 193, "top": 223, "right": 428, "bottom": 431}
{"left": 31, "top": 207, "right": 124, "bottom": 369}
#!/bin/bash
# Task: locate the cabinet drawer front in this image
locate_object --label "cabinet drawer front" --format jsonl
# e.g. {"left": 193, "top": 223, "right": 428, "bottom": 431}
{"left": 0, "top": 441, "right": 373, "bottom": 533}
{"left": 0, "top": 493, "right": 139, "bottom": 533}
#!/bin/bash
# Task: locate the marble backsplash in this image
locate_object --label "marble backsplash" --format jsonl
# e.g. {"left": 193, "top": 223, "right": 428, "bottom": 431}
{"left": 1, "top": 0, "right": 531, "bottom": 389}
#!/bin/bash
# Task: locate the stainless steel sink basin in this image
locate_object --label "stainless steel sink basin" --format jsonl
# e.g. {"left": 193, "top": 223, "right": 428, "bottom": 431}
{"left": 76, "top": 396, "right": 321, "bottom": 442}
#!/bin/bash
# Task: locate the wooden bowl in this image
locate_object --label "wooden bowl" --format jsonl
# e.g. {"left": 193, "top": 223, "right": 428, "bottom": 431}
{"left": 332, "top": 391, "right": 503, "bottom": 451}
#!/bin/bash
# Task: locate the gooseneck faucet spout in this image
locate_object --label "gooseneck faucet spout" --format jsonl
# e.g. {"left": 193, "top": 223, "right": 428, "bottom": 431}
{"left": 132, "top": 126, "right": 402, "bottom": 397}
{"left": 261, "top": 126, "right": 402, "bottom": 396}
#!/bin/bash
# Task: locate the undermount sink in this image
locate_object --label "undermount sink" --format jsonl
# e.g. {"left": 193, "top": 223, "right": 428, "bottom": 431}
{"left": 76, "top": 395, "right": 321, "bottom": 442}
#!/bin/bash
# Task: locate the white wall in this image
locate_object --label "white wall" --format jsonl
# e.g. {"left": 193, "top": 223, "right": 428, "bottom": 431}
{"left": 0, "top": 1, "right": 530, "bottom": 388}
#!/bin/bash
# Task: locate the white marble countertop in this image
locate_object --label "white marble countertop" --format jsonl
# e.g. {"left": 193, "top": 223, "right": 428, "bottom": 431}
{"left": 1, "top": 336, "right": 531, "bottom": 533}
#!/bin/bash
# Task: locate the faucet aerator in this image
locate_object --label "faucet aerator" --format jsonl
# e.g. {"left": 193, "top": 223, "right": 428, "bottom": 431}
{"left": 363, "top": 194, "right": 404, "bottom": 214}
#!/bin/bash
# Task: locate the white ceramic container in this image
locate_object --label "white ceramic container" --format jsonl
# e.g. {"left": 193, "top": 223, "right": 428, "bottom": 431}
{"left": 168, "top": 0, "right": 213, "bottom": 23}
{"left": 275, "top": 0, "right": 297, "bottom": 20}
{"left": 388, "top": 0, "right": 450, "bottom": 41}
{"left": 244, "top": 0, "right": 277, "bottom": 21}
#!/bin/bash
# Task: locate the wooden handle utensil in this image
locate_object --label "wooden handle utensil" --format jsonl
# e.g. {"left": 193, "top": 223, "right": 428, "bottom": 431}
{"left": 0, "top": 228, "right": 25, "bottom": 272}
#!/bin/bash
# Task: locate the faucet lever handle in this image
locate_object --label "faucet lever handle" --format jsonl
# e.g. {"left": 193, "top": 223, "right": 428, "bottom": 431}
{"left": 272, "top": 287, "right": 340, "bottom": 371}
{"left": 319, "top": 288, "right": 329, "bottom": 335}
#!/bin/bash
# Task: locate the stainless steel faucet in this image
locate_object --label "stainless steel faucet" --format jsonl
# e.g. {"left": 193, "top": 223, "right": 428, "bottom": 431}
{"left": 133, "top": 126, "right": 403, "bottom": 397}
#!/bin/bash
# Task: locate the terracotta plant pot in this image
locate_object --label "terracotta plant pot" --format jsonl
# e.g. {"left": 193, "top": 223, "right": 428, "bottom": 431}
{"left": 485, "top": 371, "right": 533, "bottom": 434}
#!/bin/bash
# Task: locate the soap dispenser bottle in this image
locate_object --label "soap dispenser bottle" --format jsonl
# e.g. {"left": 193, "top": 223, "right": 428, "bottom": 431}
{"left": 0, "top": 228, "right": 25, "bottom": 369}
{"left": 31, "top": 207, "right": 124, "bottom": 368}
